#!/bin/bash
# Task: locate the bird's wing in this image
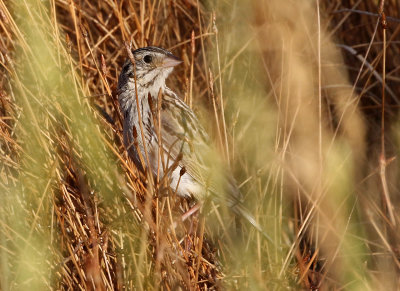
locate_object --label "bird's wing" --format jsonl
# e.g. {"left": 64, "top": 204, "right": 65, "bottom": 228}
{"left": 156, "top": 89, "right": 242, "bottom": 205}
{"left": 158, "top": 90, "right": 212, "bottom": 188}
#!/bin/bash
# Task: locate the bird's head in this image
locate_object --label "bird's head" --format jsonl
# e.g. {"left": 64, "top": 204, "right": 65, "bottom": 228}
{"left": 118, "top": 46, "right": 182, "bottom": 94}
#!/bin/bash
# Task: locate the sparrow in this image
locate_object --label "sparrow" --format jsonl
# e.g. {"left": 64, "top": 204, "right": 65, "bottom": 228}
{"left": 118, "top": 46, "right": 270, "bottom": 240}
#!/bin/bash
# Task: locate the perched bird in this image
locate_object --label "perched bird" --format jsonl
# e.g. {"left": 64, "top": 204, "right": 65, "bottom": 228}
{"left": 118, "top": 46, "right": 270, "bottom": 240}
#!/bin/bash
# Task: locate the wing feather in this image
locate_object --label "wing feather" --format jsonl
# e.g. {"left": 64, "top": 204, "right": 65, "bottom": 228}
{"left": 159, "top": 90, "right": 210, "bottom": 188}
{"left": 157, "top": 89, "right": 242, "bottom": 203}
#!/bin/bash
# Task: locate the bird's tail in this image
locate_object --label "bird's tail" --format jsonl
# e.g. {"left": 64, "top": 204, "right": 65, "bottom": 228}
{"left": 231, "top": 203, "right": 274, "bottom": 244}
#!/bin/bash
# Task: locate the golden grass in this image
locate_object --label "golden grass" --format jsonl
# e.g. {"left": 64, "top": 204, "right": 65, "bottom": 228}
{"left": 0, "top": 0, "right": 399, "bottom": 290}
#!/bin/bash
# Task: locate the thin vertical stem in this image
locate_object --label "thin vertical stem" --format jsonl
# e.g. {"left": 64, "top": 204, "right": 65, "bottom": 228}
{"left": 378, "top": 2, "right": 396, "bottom": 226}
{"left": 316, "top": 0, "right": 322, "bottom": 168}
{"left": 213, "top": 13, "right": 230, "bottom": 165}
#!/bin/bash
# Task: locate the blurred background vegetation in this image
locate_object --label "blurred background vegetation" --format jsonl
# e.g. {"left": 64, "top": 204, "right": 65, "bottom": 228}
{"left": 0, "top": 0, "right": 399, "bottom": 289}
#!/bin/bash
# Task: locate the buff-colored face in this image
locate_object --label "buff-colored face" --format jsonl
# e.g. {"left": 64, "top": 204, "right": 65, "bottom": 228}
{"left": 119, "top": 47, "right": 182, "bottom": 91}
{"left": 132, "top": 47, "right": 182, "bottom": 71}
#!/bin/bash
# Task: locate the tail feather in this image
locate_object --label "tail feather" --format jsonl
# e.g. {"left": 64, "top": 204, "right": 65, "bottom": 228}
{"left": 232, "top": 203, "right": 274, "bottom": 244}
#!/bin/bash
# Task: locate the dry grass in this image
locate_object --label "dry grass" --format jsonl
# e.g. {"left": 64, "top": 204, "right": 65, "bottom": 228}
{"left": 0, "top": 0, "right": 400, "bottom": 290}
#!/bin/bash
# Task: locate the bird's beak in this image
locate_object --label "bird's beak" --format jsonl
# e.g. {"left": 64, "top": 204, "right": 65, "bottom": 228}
{"left": 161, "top": 54, "right": 183, "bottom": 68}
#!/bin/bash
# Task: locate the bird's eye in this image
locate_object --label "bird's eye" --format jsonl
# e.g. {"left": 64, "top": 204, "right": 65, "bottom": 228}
{"left": 143, "top": 55, "right": 152, "bottom": 64}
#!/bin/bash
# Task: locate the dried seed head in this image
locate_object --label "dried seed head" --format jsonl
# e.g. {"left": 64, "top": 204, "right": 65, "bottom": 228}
{"left": 65, "top": 33, "right": 72, "bottom": 54}
{"left": 80, "top": 24, "right": 88, "bottom": 38}
{"left": 101, "top": 54, "right": 108, "bottom": 75}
